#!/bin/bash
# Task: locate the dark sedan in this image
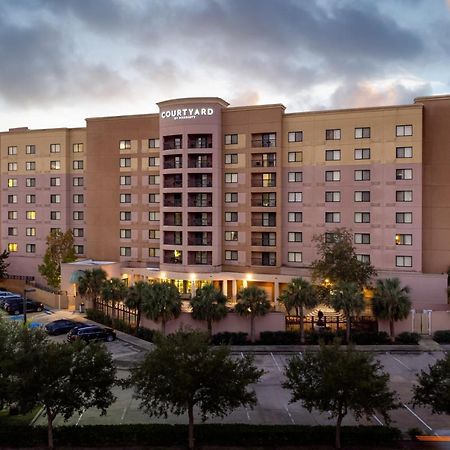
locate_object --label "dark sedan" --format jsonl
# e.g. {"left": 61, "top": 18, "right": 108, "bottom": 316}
{"left": 4, "top": 299, "right": 44, "bottom": 315}
{"left": 67, "top": 325, "right": 116, "bottom": 343}
{"left": 45, "top": 319, "right": 85, "bottom": 336}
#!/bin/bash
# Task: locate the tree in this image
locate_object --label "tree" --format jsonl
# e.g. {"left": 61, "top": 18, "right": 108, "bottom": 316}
{"left": 0, "top": 250, "right": 10, "bottom": 280}
{"left": 311, "top": 228, "right": 376, "bottom": 288}
{"left": 128, "top": 329, "right": 263, "bottom": 450}
{"left": 101, "top": 277, "right": 128, "bottom": 318}
{"left": 190, "top": 283, "right": 228, "bottom": 337}
{"left": 278, "top": 278, "right": 319, "bottom": 344}
{"left": 76, "top": 268, "right": 108, "bottom": 308}
{"left": 38, "top": 230, "right": 77, "bottom": 290}
{"left": 235, "top": 285, "right": 271, "bottom": 343}
{"left": 125, "top": 281, "right": 150, "bottom": 329}
{"left": 329, "top": 281, "right": 365, "bottom": 343}
{"left": 283, "top": 342, "right": 398, "bottom": 449}
{"left": 142, "top": 281, "right": 182, "bottom": 336}
{"left": 413, "top": 354, "right": 450, "bottom": 415}
{"left": 372, "top": 278, "right": 411, "bottom": 342}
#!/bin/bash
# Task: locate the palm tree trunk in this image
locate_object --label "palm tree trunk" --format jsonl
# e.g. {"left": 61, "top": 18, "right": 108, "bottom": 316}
{"left": 335, "top": 411, "right": 343, "bottom": 449}
{"left": 207, "top": 319, "right": 212, "bottom": 338}
{"left": 161, "top": 319, "right": 166, "bottom": 336}
{"left": 46, "top": 407, "right": 54, "bottom": 450}
{"left": 389, "top": 319, "right": 395, "bottom": 343}
{"left": 188, "top": 402, "right": 195, "bottom": 450}
{"left": 300, "top": 306, "right": 305, "bottom": 344}
{"left": 136, "top": 308, "right": 141, "bottom": 330}
{"left": 250, "top": 315, "right": 255, "bottom": 343}
{"left": 346, "top": 316, "right": 351, "bottom": 344}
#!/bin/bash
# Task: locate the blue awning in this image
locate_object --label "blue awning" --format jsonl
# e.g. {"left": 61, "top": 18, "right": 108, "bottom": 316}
{"left": 69, "top": 270, "right": 85, "bottom": 284}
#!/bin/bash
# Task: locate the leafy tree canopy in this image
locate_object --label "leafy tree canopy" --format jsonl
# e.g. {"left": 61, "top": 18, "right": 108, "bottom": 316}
{"left": 0, "top": 250, "right": 10, "bottom": 280}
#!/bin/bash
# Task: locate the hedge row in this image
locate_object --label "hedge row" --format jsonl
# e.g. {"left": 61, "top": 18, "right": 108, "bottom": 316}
{"left": 0, "top": 424, "right": 402, "bottom": 447}
{"left": 433, "top": 329, "right": 450, "bottom": 343}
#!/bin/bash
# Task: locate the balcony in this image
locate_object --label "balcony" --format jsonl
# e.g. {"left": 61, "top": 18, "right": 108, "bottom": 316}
{"left": 251, "top": 233, "right": 276, "bottom": 246}
{"left": 188, "top": 193, "right": 212, "bottom": 207}
{"left": 164, "top": 212, "right": 183, "bottom": 227}
{"left": 164, "top": 155, "right": 182, "bottom": 169}
{"left": 164, "top": 250, "right": 182, "bottom": 264}
{"left": 251, "top": 213, "right": 276, "bottom": 227}
{"left": 188, "top": 174, "right": 212, "bottom": 188}
{"left": 188, "top": 232, "right": 212, "bottom": 246}
{"left": 163, "top": 135, "right": 182, "bottom": 150}
{"left": 188, "top": 134, "right": 213, "bottom": 149}
{"left": 188, "top": 213, "right": 212, "bottom": 227}
{"left": 251, "top": 153, "right": 276, "bottom": 167}
{"left": 163, "top": 174, "right": 183, "bottom": 188}
{"left": 188, "top": 251, "right": 212, "bottom": 265}
{"left": 188, "top": 154, "right": 212, "bottom": 168}
{"left": 251, "top": 252, "right": 276, "bottom": 266}
{"left": 164, "top": 193, "right": 182, "bottom": 207}
{"left": 164, "top": 231, "right": 183, "bottom": 245}
{"left": 251, "top": 193, "right": 276, "bottom": 207}
{"left": 251, "top": 174, "right": 277, "bottom": 188}
{"left": 252, "top": 133, "right": 276, "bottom": 148}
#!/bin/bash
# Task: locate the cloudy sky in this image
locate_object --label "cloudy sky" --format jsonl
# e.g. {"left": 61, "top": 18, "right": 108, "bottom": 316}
{"left": 1, "top": 0, "right": 449, "bottom": 129}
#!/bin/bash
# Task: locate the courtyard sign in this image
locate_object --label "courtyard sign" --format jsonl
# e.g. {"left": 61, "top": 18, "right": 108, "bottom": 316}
{"left": 160, "top": 107, "right": 214, "bottom": 120}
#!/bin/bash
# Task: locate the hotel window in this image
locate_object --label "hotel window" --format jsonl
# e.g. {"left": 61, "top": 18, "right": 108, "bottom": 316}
{"left": 148, "top": 138, "right": 160, "bottom": 148}
{"left": 73, "top": 228, "right": 84, "bottom": 237}
{"left": 50, "top": 194, "right": 60, "bottom": 203}
{"left": 396, "top": 234, "right": 412, "bottom": 245}
{"left": 7, "top": 146, "right": 17, "bottom": 155}
{"left": 149, "top": 230, "right": 160, "bottom": 239}
{"left": 288, "top": 171, "right": 303, "bottom": 182}
{"left": 120, "top": 193, "right": 131, "bottom": 203}
{"left": 354, "top": 191, "right": 370, "bottom": 202}
{"left": 26, "top": 227, "right": 36, "bottom": 236}
{"left": 26, "top": 244, "right": 36, "bottom": 253}
{"left": 288, "top": 192, "right": 303, "bottom": 202}
{"left": 288, "top": 212, "right": 303, "bottom": 222}
{"left": 225, "top": 231, "right": 238, "bottom": 241}
{"left": 8, "top": 178, "right": 17, "bottom": 187}
{"left": 396, "top": 125, "right": 413, "bottom": 137}
{"left": 225, "top": 134, "right": 238, "bottom": 145}
{"left": 325, "top": 149, "right": 341, "bottom": 161}
{"left": 325, "top": 191, "right": 340, "bottom": 202}
{"left": 149, "top": 212, "right": 160, "bottom": 221}
{"left": 396, "top": 147, "right": 413, "bottom": 158}
{"left": 73, "top": 143, "right": 83, "bottom": 153}
{"left": 357, "top": 254, "right": 370, "bottom": 263}
{"left": 120, "top": 211, "right": 131, "bottom": 221}
{"left": 50, "top": 177, "right": 61, "bottom": 187}
{"left": 288, "top": 252, "right": 302, "bottom": 263}
{"left": 325, "top": 170, "right": 341, "bottom": 181}
{"left": 120, "top": 247, "right": 131, "bottom": 257}
{"left": 26, "top": 145, "right": 36, "bottom": 154}
{"left": 8, "top": 211, "right": 17, "bottom": 220}
{"left": 26, "top": 194, "right": 36, "bottom": 204}
{"left": 354, "top": 212, "right": 370, "bottom": 223}
{"left": 149, "top": 193, "right": 160, "bottom": 203}
{"left": 262, "top": 173, "right": 276, "bottom": 187}
{"left": 325, "top": 212, "right": 340, "bottom": 223}
{"left": 7, "top": 195, "right": 17, "bottom": 204}
{"left": 119, "top": 140, "right": 131, "bottom": 150}
{"left": 225, "top": 173, "right": 238, "bottom": 183}
{"left": 396, "top": 190, "right": 412, "bottom": 202}
{"left": 354, "top": 169, "right": 370, "bottom": 181}
{"left": 396, "top": 212, "right": 412, "bottom": 223}
{"left": 288, "top": 151, "right": 302, "bottom": 162}
{"left": 120, "top": 176, "right": 131, "bottom": 185}
{"left": 149, "top": 248, "right": 160, "bottom": 257}
{"left": 26, "top": 161, "right": 36, "bottom": 171}
{"left": 120, "top": 229, "right": 131, "bottom": 239}
{"left": 396, "top": 169, "right": 412, "bottom": 180}
{"left": 354, "top": 148, "right": 371, "bottom": 160}
{"left": 8, "top": 162, "right": 17, "bottom": 171}
{"left": 396, "top": 255, "right": 412, "bottom": 267}
{"left": 225, "top": 192, "right": 238, "bottom": 203}
{"left": 288, "top": 232, "right": 303, "bottom": 242}
{"left": 50, "top": 160, "right": 60, "bottom": 170}
{"left": 73, "top": 211, "right": 84, "bottom": 220}
{"left": 120, "top": 158, "right": 131, "bottom": 168}
{"left": 354, "top": 233, "right": 370, "bottom": 244}
{"left": 73, "top": 194, "right": 84, "bottom": 203}
{"left": 50, "top": 211, "right": 61, "bottom": 220}
{"left": 323, "top": 232, "right": 338, "bottom": 242}
{"left": 74, "top": 245, "right": 84, "bottom": 255}
{"left": 50, "top": 144, "right": 61, "bottom": 153}
{"left": 50, "top": 228, "right": 61, "bottom": 233}
{"left": 288, "top": 131, "right": 303, "bottom": 142}
{"left": 8, "top": 243, "right": 18, "bottom": 252}
{"left": 225, "top": 212, "right": 238, "bottom": 222}
{"left": 73, "top": 177, "right": 84, "bottom": 186}
{"left": 8, "top": 227, "right": 17, "bottom": 236}
{"left": 326, "top": 129, "right": 341, "bottom": 140}
{"left": 225, "top": 250, "right": 238, "bottom": 261}
{"left": 26, "top": 178, "right": 36, "bottom": 187}
{"left": 73, "top": 160, "right": 84, "bottom": 170}
{"left": 148, "top": 156, "right": 160, "bottom": 167}
{"left": 26, "top": 211, "right": 36, "bottom": 220}
{"left": 225, "top": 153, "right": 238, "bottom": 164}
{"left": 355, "top": 127, "right": 370, "bottom": 139}
{"left": 148, "top": 175, "right": 160, "bottom": 185}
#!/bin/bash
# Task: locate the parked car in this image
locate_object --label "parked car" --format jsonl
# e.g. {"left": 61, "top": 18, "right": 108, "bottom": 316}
{"left": 67, "top": 325, "right": 116, "bottom": 343}
{"left": 0, "top": 294, "right": 21, "bottom": 309}
{"left": 4, "top": 298, "right": 44, "bottom": 315}
{"left": 45, "top": 319, "right": 85, "bottom": 336}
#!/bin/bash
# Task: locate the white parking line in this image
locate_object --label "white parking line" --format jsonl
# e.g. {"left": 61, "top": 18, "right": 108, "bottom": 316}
{"left": 240, "top": 352, "right": 252, "bottom": 421}
{"left": 402, "top": 403, "right": 434, "bottom": 433}
{"left": 75, "top": 409, "right": 85, "bottom": 426}
{"left": 388, "top": 353, "right": 412, "bottom": 371}
{"left": 285, "top": 405, "right": 295, "bottom": 424}
{"left": 298, "top": 352, "right": 303, "bottom": 360}
{"left": 270, "top": 352, "right": 282, "bottom": 373}
{"left": 372, "top": 414, "right": 383, "bottom": 426}
{"left": 120, "top": 398, "right": 133, "bottom": 424}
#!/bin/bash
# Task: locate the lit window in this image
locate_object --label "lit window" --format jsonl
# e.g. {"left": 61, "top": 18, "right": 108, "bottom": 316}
{"left": 26, "top": 211, "right": 36, "bottom": 220}
{"left": 7, "top": 178, "right": 17, "bottom": 187}
{"left": 225, "top": 231, "right": 238, "bottom": 241}
{"left": 325, "top": 212, "right": 340, "bottom": 223}
{"left": 288, "top": 212, "right": 303, "bottom": 222}
{"left": 355, "top": 127, "right": 370, "bottom": 139}
{"left": 225, "top": 134, "right": 238, "bottom": 145}
{"left": 225, "top": 250, "right": 238, "bottom": 261}
{"left": 119, "top": 140, "right": 131, "bottom": 150}
{"left": 325, "top": 191, "right": 340, "bottom": 202}
{"left": 396, "top": 212, "right": 412, "bottom": 223}
{"left": 354, "top": 169, "right": 370, "bottom": 181}
{"left": 225, "top": 173, "right": 238, "bottom": 183}
{"left": 50, "top": 160, "right": 60, "bottom": 170}
{"left": 325, "top": 150, "right": 341, "bottom": 161}
{"left": 396, "top": 255, "right": 412, "bottom": 267}
{"left": 325, "top": 170, "right": 341, "bottom": 181}
{"left": 396, "top": 125, "right": 413, "bottom": 137}
{"left": 288, "top": 232, "right": 302, "bottom": 242}
{"left": 354, "top": 233, "right": 370, "bottom": 244}
{"left": 288, "top": 151, "right": 302, "bottom": 162}
{"left": 73, "top": 143, "right": 83, "bottom": 153}
{"left": 288, "top": 192, "right": 303, "bottom": 202}
{"left": 8, "top": 243, "right": 18, "bottom": 252}
{"left": 225, "top": 154, "right": 238, "bottom": 164}
{"left": 396, "top": 169, "right": 413, "bottom": 180}
{"left": 288, "top": 131, "right": 303, "bottom": 142}
{"left": 395, "top": 234, "right": 412, "bottom": 245}
{"left": 326, "top": 129, "right": 341, "bottom": 140}
{"left": 354, "top": 148, "right": 371, "bottom": 160}
{"left": 354, "top": 191, "right": 370, "bottom": 202}
{"left": 288, "top": 252, "right": 302, "bottom": 263}
{"left": 288, "top": 172, "right": 302, "bottom": 182}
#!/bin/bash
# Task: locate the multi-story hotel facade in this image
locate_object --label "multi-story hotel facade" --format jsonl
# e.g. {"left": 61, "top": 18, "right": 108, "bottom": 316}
{"left": 2, "top": 95, "right": 450, "bottom": 326}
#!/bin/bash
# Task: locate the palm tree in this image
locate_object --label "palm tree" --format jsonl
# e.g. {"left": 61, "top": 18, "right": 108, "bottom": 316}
{"left": 142, "top": 281, "right": 182, "bottom": 335}
{"left": 101, "top": 277, "right": 128, "bottom": 319}
{"left": 329, "top": 281, "right": 365, "bottom": 343}
{"left": 278, "top": 278, "right": 319, "bottom": 344}
{"left": 76, "top": 268, "right": 107, "bottom": 308}
{"left": 235, "top": 285, "right": 271, "bottom": 343}
{"left": 190, "top": 283, "right": 228, "bottom": 337}
{"left": 372, "top": 278, "right": 411, "bottom": 342}
{"left": 125, "top": 281, "right": 150, "bottom": 329}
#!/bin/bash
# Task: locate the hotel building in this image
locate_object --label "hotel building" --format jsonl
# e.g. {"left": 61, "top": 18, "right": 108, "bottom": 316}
{"left": 1, "top": 95, "right": 450, "bottom": 323}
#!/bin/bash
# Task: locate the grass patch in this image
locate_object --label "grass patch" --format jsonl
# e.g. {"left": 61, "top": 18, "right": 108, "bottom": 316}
{"left": 0, "top": 407, "right": 40, "bottom": 426}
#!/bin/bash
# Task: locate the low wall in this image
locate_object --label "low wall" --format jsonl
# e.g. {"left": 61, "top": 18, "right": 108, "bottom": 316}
{"left": 378, "top": 310, "right": 450, "bottom": 335}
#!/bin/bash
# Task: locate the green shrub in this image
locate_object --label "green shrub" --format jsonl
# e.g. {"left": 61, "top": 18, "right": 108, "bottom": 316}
{"left": 135, "top": 327, "right": 157, "bottom": 342}
{"left": 211, "top": 331, "right": 248, "bottom": 345}
{"left": 86, "top": 308, "right": 112, "bottom": 326}
{"left": 111, "top": 318, "right": 134, "bottom": 335}
{"left": 304, "top": 329, "right": 336, "bottom": 344}
{"left": 395, "top": 332, "right": 421, "bottom": 345}
{"left": 351, "top": 331, "right": 391, "bottom": 345}
{"left": 433, "top": 329, "right": 450, "bottom": 343}
{"left": 258, "top": 331, "right": 299, "bottom": 345}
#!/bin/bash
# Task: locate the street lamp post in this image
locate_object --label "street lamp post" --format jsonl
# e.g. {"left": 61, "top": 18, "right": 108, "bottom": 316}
{"left": 23, "top": 288, "right": 36, "bottom": 326}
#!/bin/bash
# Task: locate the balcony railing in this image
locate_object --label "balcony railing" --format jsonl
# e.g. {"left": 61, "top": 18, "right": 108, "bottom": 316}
{"left": 189, "top": 218, "right": 212, "bottom": 227}
{"left": 188, "top": 181, "right": 212, "bottom": 188}
{"left": 188, "top": 161, "right": 212, "bottom": 168}
{"left": 163, "top": 180, "right": 183, "bottom": 188}
{"left": 251, "top": 257, "right": 276, "bottom": 266}
{"left": 188, "top": 238, "right": 212, "bottom": 246}
{"left": 163, "top": 200, "right": 182, "bottom": 207}
{"left": 164, "top": 238, "right": 183, "bottom": 245}
{"left": 251, "top": 180, "right": 276, "bottom": 188}
{"left": 251, "top": 238, "right": 276, "bottom": 246}
{"left": 164, "top": 256, "right": 182, "bottom": 264}
{"left": 251, "top": 159, "right": 276, "bottom": 167}
{"left": 251, "top": 198, "right": 276, "bottom": 207}
{"left": 164, "top": 161, "right": 182, "bottom": 169}
{"left": 164, "top": 142, "right": 182, "bottom": 150}
{"left": 252, "top": 138, "right": 276, "bottom": 148}
{"left": 189, "top": 200, "right": 212, "bottom": 207}
{"left": 251, "top": 218, "right": 276, "bottom": 227}
{"left": 188, "top": 141, "right": 213, "bottom": 149}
